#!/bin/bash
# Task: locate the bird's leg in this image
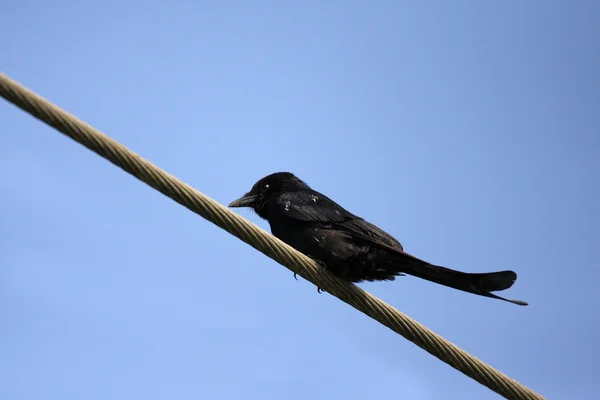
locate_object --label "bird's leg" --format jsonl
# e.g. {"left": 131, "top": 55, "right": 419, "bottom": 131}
{"left": 291, "top": 258, "right": 328, "bottom": 293}
{"left": 314, "top": 260, "right": 327, "bottom": 294}
{"left": 294, "top": 258, "right": 327, "bottom": 282}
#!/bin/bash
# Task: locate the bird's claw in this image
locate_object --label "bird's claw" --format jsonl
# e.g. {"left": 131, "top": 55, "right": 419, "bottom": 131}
{"left": 293, "top": 273, "right": 298, "bottom": 281}
{"left": 317, "top": 287, "right": 325, "bottom": 294}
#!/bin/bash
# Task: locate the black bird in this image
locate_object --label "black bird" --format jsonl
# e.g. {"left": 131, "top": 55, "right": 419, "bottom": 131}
{"left": 229, "top": 172, "right": 527, "bottom": 306}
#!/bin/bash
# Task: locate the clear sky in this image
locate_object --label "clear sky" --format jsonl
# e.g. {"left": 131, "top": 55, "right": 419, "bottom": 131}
{"left": 1, "top": 1, "right": 598, "bottom": 399}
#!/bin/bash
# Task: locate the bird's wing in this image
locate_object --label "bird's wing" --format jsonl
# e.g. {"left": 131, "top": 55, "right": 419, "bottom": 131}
{"left": 276, "top": 191, "right": 404, "bottom": 251}
{"left": 341, "top": 218, "right": 404, "bottom": 251}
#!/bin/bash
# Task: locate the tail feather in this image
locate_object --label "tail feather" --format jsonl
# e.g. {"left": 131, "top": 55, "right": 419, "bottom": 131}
{"left": 396, "top": 252, "right": 528, "bottom": 306}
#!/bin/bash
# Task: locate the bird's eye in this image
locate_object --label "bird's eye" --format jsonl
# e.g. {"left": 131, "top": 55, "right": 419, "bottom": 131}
{"left": 262, "top": 184, "right": 269, "bottom": 191}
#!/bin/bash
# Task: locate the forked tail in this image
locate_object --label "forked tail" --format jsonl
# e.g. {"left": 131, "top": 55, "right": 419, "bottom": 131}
{"left": 396, "top": 252, "right": 528, "bottom": 306}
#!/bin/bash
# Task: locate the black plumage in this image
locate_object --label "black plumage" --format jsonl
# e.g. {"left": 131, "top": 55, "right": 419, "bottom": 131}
{"left": 229, "top": 172, "right": 527, "bottom": 306}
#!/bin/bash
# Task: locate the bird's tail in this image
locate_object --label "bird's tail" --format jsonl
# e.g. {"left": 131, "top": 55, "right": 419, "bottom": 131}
{"left": 395, "top": 252, "right": 528, "bottom": 306}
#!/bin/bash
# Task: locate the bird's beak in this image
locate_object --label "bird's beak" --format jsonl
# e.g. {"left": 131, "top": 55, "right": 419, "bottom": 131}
{"left": 229, "top": 194, "right": 258, "bottom": 208}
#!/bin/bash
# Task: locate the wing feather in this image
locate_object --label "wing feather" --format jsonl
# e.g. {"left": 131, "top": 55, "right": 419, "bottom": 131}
{"left": 276, "top": 191, "right": 404, "bottom": 251}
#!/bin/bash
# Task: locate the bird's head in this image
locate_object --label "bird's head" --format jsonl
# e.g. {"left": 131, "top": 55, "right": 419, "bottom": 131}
{"left": 229, "top": 172, "right": 307, "bottom": 219}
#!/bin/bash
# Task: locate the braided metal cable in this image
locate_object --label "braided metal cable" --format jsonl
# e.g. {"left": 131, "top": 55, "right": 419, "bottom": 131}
{"left": 0, "top": 72, "right": 544, "bottom": 400}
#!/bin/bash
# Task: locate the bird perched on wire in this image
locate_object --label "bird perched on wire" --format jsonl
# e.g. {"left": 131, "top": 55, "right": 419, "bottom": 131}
{"left": 229, "top": 172, "right": 527, "bottom": 306}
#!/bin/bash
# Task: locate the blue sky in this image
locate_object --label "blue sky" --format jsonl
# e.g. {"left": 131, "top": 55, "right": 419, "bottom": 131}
{"left": 1, "top": 1, "right": 598, "bottom": 399}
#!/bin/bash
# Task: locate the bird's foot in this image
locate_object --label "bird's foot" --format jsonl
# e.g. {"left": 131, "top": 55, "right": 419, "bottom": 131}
{"left": 315, "top": 260, "right": 327, "bottom": 293}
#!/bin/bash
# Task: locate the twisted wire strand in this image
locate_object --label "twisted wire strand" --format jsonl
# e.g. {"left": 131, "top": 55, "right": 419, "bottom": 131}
{"left": 0, "top": 72, "right": 544, "bottom": 400}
